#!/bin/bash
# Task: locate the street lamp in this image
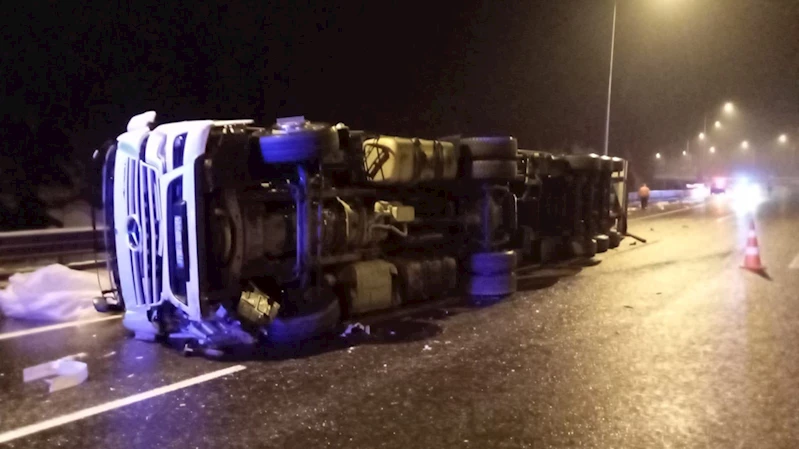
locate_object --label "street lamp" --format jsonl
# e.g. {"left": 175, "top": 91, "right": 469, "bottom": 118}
{"left": 603, "top": 2, "right": 619, "bottom": 156}
{"left": 682, "top": 150, "right": 687, "bottom": 156}
{"left": 655, "top": 152, "right": 661, "bottom": 159}
{"left": 741, "top": 140, "right": 749, "bottom": 150}
{"left": 699, "top": 132, "right": 706, "bottom": 140}
{"left": 724, "top": 102, "right": 735, "bottom": 114}
{"left": 714, "top": 121, "right": 722, "bottom": 129}
{"left": 709, "top": 146, "right": 716, "bottom": 154}
{"left": 779, "top": 134, "right": 788, "bottom": 144}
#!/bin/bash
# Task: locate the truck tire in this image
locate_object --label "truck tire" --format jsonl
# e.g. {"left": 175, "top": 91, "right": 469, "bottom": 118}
{"left": 461, "top": 136, "right": 518, "bottom": 160}
{"left": 392, "top": 259, "right": 426, "bottom": 303}
{"left": 470, "top": 160, "right": 518, "bottom": 181}
{"left": 539, "top": 236, "right": 561, "bottom": 264}
{"left": 266, "top": 297, "right": 341, "bottom": 344}
{"left": 467, "top": 272, "right": 518, "bottom": 297}
{"left": 564, "top": 155, "right": 602, "bottom": 171}
{"left": 594, "top": 234, "right": 610, "bottom": 253}
{"left": 586, "top": 238, "right": 598, "bottom": 257}
{"left": 467, "top": 250, "right": 517, "bottom": 275}
{"left": 259, "top": 124, "right": 339, "bottom": 164}
{"left": 608, "top": 230, "right": 622, "bottom": 249}
{"left": 570, "top": 237, "right": 597, "bottom": 258}
{"left": 93, "top": 295, "right": 124, "bottom": 313}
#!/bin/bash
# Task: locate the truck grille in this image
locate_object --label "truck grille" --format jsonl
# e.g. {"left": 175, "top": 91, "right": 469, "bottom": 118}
{"left": 125, "top": 159, "right": 162, "bottom": 307}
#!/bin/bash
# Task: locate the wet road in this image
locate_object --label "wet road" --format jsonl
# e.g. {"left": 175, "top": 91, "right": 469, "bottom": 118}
{"left": 1, "top": 187, "right": 798, "bottom": 448}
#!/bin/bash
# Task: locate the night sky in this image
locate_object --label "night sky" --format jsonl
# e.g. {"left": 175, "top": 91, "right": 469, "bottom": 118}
{"left": 2, "top": 0, "right": 799, "bottom": 160}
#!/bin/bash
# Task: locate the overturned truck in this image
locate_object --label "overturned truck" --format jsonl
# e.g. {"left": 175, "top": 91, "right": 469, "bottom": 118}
{"left": 98, "top": 112, "right": 628, "bottom": 353}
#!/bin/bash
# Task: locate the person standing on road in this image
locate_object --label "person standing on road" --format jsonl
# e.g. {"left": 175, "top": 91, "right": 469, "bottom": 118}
{"left": 638, "top": 183, "right": 651, "bottom": 210}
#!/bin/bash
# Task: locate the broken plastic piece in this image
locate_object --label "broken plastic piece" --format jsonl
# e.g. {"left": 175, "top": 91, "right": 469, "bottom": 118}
{"left": 23, "top": 356, "right": 88, "bottom": 393}
{"left": 340, "top": 323, "right": 371, "bottom": 337}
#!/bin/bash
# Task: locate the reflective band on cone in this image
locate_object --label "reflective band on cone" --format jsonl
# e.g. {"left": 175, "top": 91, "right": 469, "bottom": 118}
{"left": 745, "top": 246, "right": 759, "bottom": 256}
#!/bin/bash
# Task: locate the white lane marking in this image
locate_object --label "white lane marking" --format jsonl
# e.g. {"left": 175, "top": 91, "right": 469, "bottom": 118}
{"left": 716, "top": 213, "right": 735, "bottom": 223}
{"left": 0, "top": 365, "right": 247, "bottom": 444}
{"left": 0, "top": 315, "right": 122, "bottom": 341}
{"left": 629, "top": 204, "right": 704, "bottom": 222}
{"left": 789, "top": 254, "right": 799, "bottom": 269}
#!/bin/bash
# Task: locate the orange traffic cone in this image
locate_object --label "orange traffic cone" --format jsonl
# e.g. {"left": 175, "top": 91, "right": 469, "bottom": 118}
{"left": 741, "top": 217, "right": 765, "bottom": 272}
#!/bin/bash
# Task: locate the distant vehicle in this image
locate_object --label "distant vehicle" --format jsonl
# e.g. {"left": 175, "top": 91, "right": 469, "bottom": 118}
{"left": 710, "top": 177, "right": 727, "bottom": 194}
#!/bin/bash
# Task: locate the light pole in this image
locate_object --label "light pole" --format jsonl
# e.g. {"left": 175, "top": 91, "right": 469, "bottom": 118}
{"left": 724, "top": 102, "right": 734, "bottom": 114}
{"left": 603, "top": 1, "right": 618, "bottom": 156}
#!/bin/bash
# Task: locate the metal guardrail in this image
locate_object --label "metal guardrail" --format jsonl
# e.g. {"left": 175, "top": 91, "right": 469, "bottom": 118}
{"left": 627, "top": 189, "right": 689, "bottom": 202}
{"left": 0, "top": 226, "right": 107, "bottom": 262}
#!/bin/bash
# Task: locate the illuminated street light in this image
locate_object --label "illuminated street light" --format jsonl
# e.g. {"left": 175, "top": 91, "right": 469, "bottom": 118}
{"left": 699, "top": 132, "right": 706, "bottom": 140}
{"left": 709, "top": 146, "right": 716, "bottom": 154}
{"left": 714, "top": 121, "right": 722, "bottom": 129}
{"left": 779, "top": 134, "right": 788, "bottom": 144}
{"left": 724, "top": 102, "right": 734, "bottom": 114}
{"left": 682, "top": 150, "right": 687, "bottom": 156}
{"left": 741, "top": 140, "right": 749, "bottom": 150}
{"left": 655, "top": 152, "right": 661, "bottom": 159}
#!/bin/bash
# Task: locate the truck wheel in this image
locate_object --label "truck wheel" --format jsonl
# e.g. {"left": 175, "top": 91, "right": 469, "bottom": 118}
{"left": 93, "top": 295, "right": 124, "bottom": 313}
{"left": 467, "top": 250, "right": 517, "bottom": 275}
{"left": 467, "top": 273, "right": 518, "bottom": 297}
{"left": 599, "top": 157, "right": 614, "bottom": 172}
{"left": 570, "top": 237, "right": 597, "bottom": 258}
{"left": 92, "top": 296, "right": 111, "bottom": 313}
{"left": 539, "top": 237, "right": 561, "bottom": 264}
{"left": 392, "top": 259, "right": 426, "bottom": 303}
{"left": 608, "top": 230, "right": 622, "bottom": 249}
{"left": 594, "top": 234, "right": 610, "bottom": 253}
{"left": 564, "top": 155, "right": 602, "bottom": 171}
{"left": 266, "top": 295, "right": 341, "bottom": 344}
{"left": 259, "top": 123, "right": 339, "bottom": 164}
{"left": 586, "top": 238, "right": 598, "bottom": 257}
{"left": 461, "top": 136, "right": 518, "bottom": 160}
{"left": 470, "top": 160, "right": 518, "bottom": 181}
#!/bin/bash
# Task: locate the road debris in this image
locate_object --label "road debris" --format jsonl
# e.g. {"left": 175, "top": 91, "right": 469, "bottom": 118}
{"left": 624, "top": 305, "right": 634, "bottom": 309}
{"left": 340, "top": 323, "right": 371, "bottom": 337}
{"left": 422, "top": 344, "right": 433, "bottom": 351}
{"left": 625, "top": 232, "right": 647, "bottom": 243}
{"left": 23, "top": 355, "right": 89, "bottom": 393}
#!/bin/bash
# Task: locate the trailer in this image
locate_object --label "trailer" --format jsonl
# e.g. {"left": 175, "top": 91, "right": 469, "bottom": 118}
{"left": 97, "top": 112, "right": 628, "bottom": 354}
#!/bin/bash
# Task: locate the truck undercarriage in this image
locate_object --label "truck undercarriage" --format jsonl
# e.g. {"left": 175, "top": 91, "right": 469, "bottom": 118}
{"left": 100, "top": 112, "right": 628, "bottom": 355}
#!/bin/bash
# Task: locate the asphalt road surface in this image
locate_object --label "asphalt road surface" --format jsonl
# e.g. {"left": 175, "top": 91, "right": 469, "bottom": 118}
{"left": 1, "top": 187, "right": 798, "bottom": 448}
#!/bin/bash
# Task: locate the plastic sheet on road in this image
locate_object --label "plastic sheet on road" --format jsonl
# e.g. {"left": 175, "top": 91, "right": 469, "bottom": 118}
{"left": 0, "top": 264, "right": 109, "bottom": 322}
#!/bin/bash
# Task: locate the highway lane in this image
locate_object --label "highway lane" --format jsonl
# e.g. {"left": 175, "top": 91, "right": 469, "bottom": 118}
{"left": 1, "top": 189, "right": 799, "bottom": 448}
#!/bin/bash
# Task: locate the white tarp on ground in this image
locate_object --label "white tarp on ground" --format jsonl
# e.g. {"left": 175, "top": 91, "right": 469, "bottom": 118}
{"left": 0, "top": 264, "right": 109, "bottom": 322}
